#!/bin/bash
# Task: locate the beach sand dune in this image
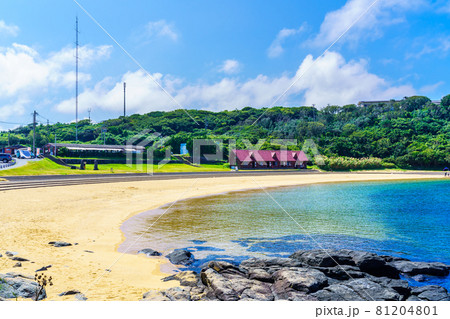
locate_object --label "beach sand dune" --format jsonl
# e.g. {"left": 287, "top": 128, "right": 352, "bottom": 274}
{"left": 0, "top": 172, "right": 443, "bottom": 300}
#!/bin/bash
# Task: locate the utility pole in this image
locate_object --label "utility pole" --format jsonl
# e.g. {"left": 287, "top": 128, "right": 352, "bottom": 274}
{"left": 88, "top": 108, "right": 91, "bottom": 123}
{"left": 33, "top": 111, "right": 37, "bottom": 157}
{"left": 123, "top": 82, "right": 126, "bottom": 117}
{"left": 75, "top": 16, "right": 79, "bottom": 142}
{"left": 8, "top": 130, "right": 10, "bottom": 147}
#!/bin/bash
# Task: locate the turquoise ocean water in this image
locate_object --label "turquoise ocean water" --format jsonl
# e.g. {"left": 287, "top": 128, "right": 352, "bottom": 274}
{"left": 122, "top": 179, "right": 450, "bottom": 287}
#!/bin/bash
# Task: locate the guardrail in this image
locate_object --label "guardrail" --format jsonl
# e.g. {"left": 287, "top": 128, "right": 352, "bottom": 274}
{"left": 0, "top": 159, "right": 16, "bottom": 169}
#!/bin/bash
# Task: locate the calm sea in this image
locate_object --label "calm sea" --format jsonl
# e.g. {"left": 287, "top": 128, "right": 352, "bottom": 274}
{"left": 121, "top": 179, "right": 450, "bottom": 287}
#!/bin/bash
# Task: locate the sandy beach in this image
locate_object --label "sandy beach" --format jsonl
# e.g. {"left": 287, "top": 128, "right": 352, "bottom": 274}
{"left": 0, "top": 172, "right": 444, "bottom": 301}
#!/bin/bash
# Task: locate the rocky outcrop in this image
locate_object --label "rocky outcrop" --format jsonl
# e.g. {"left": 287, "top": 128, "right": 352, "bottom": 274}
{"left": 388, "top": 260, "right": 449, "bottom": 277}
{"left": 143, "top": 249, "right": 450, "bottom": 301}
{"left": 166, "top": 250, "right": 195, "bottom": 266}
{"left": 290, "top": 249, "right": 400, "bottom": 278}
{"left": 0, "top": 273, "right": 46, "bottom": 300}
{"left": 138, "top": 248, "right": 161, "bottom": 257}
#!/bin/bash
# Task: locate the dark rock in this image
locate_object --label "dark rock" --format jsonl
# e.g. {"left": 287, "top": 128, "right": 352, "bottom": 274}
{"left": 345, "top": 278, "right": 402, "bottom": 301}
{"left": 10, "top": 257, "right": 29, "bottom": 262}
{"left": 312, "top": 278, "right": 401, "bottom": 301}
{"left": 202, "top": 260, "right": 239, "bottom": 271}
{"left": 0, "top": 274, "right": 46, "bottom": 300}
{"left": 84, "top": 250, "right": 94, "bottom": 254}
{"left": 370, "top": 276, "right": 411, "bottom": 299}
{"left": 5, "top": 252, "right": 17, "bottom": 257}
{"left": 163, "top": 287, "right": 193, "bottom": 301}
{"left": 312, "top": 284, "right": 366, "bottom": 301}
{"left": 4, "top": 273, "right": 34, "bottom": 280}
{"left": 240, "top": 283, "right": 274, "bottom": 301}
{"left": 13, "top": 262, "right": 21, "bottom": 268}
{"left": 314, "top": 265, "right": 365, "bottom": 280}
{"left": 200, "top": 268, "right": 239, "bottom": 301}
{"left": 248, "top": 268, "right": 273, "bottom": 283}
{"left": 272, "top": 268, "right": 328, "bottom": 294}
{"left": 142, "top": 290, "right": 170, "bottom": 301}
{"left": 162, "top": 271, "right": 200, "bottom": 287}
{"left": 349, "top": 251, "right": 399, "bottom": 279}
{"left": 380, "top": 255, "right": 409, "bottom": 263}
{"left": 138, "top": 248, "right": 161, "bottom": 257}
{"left": 202, "top": 260, "right": 240, "bottom": 273}
{"left": 48, "top": 241, "right": 72, "bottom": 247}
{"left": 290, "top": 249, "right": 355, "bottom": 267}
{"left": 0, "top": 253, "right": 2, "bottom": 258}
{"left": 166, "top": 250, "right": 194, "bottom": 265}
{"left": 220, "top": 272, "right": 271, "bottom": 298}
{"left": 141, "top": 249, "right": 450, "bottom": 301}
{"left": 411, "top": 285, "right": 450, "bottom": 301}
{"left": 59, "top": 290, "right": 81, "bottom": 296}
{"left": 240, "top": 257, "right": 303, "bottom": 274}
{"left": 190, "top": 286, "right": 210, "bottom": 301}
{"left": 389, "top": 260, "right": 449, "bottom": 277}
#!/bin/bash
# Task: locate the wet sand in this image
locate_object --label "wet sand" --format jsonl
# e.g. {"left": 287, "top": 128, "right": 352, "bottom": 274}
{"left": 0, "top": 172, "right": 444, "bottom": 300}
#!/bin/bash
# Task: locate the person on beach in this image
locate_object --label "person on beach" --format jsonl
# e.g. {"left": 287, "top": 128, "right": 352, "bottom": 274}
{"left": 444, "top": 167, "right": 449, "bottom": 176}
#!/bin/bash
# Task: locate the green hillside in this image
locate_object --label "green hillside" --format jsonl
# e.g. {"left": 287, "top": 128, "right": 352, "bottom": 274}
{"left": 1, "top": 95, "right": 449, "bottom": 169}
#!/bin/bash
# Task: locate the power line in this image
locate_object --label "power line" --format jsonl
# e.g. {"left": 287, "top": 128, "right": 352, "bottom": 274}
{"left": 0, "top": 120, "right": 25, "bottom": 125}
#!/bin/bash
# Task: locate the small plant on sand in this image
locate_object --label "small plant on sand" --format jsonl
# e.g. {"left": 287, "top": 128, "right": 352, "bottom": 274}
{"left": 34, "top": 273, "right": 53, "bottom": 301}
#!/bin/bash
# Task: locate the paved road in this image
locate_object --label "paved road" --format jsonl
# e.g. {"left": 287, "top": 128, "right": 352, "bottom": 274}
{"left": 0, "top": 170, "right": 444, "bottom": 192}
{"left": 0, "top": 158, "right": 40, "bottom": 171}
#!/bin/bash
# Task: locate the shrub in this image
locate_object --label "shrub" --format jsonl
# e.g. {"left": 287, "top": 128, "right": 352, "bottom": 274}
{"left": 382, "top": 162, "right": 397, "bottom": 169}
{"left": 318, "top": 156, "right": 385, "bottom": 170}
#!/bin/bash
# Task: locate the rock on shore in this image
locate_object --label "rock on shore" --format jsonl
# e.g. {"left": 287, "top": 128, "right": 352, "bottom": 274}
{"left": 142, "top": 249, "right": 450, "bottom": 301}
{"left": 0, "top": 273, "right": 46, "bottom": 300}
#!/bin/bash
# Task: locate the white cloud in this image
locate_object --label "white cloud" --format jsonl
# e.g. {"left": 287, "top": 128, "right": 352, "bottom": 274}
{"left": 0, "top": 20, "right": 19, "bottom": 37}
{"left": 0, "top": 43, "right": 112, "bottom": 124}
{"left": 219, "top": 59, "right": 241, "bottom": 74}
{"left": 55, "top": 71, "right": 174, "bottom": 114}
{"left": 145, "top": 20, "right": 178, "bottom": 41}
{"left": 0, "top": 98, "right": 27, "bottom": 121}
{"left": 312, "top": 0, "right": 426, "bottom": 47}
{"left": 48, "top": 45, "right": 112, "bottom": 68}
{"left": 0, "top": 43, "right": 112, "bottom": 98}
{"left": 268, "top": 25, "right": 305, "bottom": 58}
{"left": 291, "top": 51, "right": 415, "bottom": 106}
{"left": 55, "top": 51, "right": 415, "bottom": 113}
{"left": 420, "top": 81, "right": 445, "bottom": 94}
{"left": 407, "top": 36, "right": 450, "bottom": 59}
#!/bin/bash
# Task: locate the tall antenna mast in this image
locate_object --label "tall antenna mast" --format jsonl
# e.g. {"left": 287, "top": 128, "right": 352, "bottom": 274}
{"left": 123, "top": 82, "right": 126, "bottom": 117}
{"left": 75, "top": 16, "right": 79, "bottom": 142}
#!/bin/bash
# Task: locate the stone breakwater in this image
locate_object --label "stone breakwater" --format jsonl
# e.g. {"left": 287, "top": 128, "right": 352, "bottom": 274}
{"left": 142, "top": 249, "right": 450, "bottom": 301}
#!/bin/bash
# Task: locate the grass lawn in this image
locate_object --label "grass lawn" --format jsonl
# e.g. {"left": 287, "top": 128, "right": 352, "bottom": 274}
{"left": 0, "top": 158, "right": 229, "bottom": 176}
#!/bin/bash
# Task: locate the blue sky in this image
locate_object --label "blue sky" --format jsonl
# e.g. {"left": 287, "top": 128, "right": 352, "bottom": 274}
{"left": 1, "top": 0, "right": 450, "bottom": 129}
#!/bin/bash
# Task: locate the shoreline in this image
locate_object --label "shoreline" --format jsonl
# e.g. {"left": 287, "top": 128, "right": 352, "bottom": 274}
{"left": 120, "top": 177, "right": 449, "bottom": 274}
{"left": 0, "top": 172, "right": 446, "bottom": 300}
